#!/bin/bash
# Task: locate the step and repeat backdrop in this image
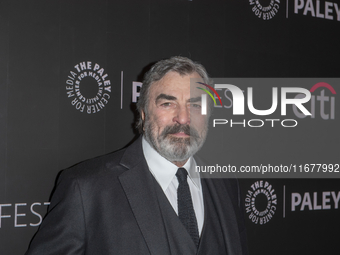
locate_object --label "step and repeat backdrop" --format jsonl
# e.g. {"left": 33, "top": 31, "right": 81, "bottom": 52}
{"left": 0, "top": 0, "right": 339, "bottom": 254}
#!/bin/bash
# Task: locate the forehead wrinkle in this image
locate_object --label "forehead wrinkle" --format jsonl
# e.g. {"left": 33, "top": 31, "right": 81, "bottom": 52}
{"left": 155, "top": 93, "right": 177, "bottom": 103}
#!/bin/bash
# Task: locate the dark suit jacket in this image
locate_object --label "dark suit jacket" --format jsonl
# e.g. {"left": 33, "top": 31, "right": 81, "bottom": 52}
{"left": 26, "top": 137, "right": 248, "bottom": 255}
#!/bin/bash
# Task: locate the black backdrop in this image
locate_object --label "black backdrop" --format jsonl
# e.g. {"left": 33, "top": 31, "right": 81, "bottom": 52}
{"left": 0, "top": 0, "right": 339, "bottom": 254}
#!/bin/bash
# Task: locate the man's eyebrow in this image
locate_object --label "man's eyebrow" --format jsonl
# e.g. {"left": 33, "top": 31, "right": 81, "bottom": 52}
{"left": 155, "top": 94, "right": 177, "bottom": 103}
{"left": 155, "top": 94, "right": 201, "bottom": 103}
{"left": 188, "top": 97, "right": 201, "bottom": 103}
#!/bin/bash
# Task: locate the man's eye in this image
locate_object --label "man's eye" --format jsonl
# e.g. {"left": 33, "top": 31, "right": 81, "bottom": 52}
{"left": 161, "top": 102, "right": 172, "bottom": 107}
{"left": 191, "top": 104, "right": 201, "bottom": 109}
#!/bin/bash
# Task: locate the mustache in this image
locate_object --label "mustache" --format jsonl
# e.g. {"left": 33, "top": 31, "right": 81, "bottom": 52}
{"left": 161, "top": 124, "right": 199, "bottom": 138}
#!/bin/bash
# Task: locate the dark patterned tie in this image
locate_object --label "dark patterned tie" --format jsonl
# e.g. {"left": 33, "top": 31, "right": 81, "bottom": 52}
{"left": 176, "top": 167, "right": 199, "bottom": 247}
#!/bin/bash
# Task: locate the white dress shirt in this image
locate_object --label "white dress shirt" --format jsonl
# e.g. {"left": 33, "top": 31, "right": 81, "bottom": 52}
{"left": 142, "top": 137, "right": 204, "bottom": 235}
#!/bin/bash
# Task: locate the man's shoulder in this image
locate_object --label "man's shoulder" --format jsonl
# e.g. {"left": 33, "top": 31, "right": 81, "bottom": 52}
{"left": 62, "top": 148, "right": 127, "bottom": 180}
{"left": 61, "top": 137, "right": 144, "bottom": 181}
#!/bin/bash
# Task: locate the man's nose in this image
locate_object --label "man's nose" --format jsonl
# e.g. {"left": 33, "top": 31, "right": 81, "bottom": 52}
{"left": 173, "top": 106, "right": 190, "bottom": 125}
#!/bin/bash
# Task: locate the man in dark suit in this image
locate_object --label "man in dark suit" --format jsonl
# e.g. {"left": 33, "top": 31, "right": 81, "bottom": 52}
{"left": 26, "top": 56, "right": 248, "bottom": 255}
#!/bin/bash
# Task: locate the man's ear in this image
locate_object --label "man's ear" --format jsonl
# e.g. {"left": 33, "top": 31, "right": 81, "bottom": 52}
{"left": 141, "top": 110, "right": 145, "bottom": 122}
{"left": 141, "top": 110, "right": 145, "bottom": 131}
{"left": 141, "top": 110, "right": 145, "bottom": 121}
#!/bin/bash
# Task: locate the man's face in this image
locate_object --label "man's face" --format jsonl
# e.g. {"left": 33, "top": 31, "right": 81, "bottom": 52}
{"left": 143, "top": 71, "right": 208, "bottom": 164}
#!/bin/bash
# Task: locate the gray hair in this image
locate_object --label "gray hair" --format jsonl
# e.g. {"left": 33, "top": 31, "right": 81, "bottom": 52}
{"left": 136, "top": 56, "right": 211, "bottom": 133}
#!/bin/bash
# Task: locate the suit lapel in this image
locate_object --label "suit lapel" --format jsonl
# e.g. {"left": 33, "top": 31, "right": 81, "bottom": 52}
{"left": 118, "top": 137, "right": 171, "bottom": 255}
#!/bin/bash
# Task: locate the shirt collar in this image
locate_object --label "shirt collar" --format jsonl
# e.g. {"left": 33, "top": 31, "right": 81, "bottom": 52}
{"left": 142, "top": 137, "right": 201, "bottom": 192}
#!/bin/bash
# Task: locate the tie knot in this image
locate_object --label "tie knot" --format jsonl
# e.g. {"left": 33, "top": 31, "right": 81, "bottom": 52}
{"left": 176, "top": 168, "right": 188, "bottom": 183}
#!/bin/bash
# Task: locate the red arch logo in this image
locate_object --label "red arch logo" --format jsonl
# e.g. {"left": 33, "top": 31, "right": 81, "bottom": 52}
{"left": 310, "top": 82, "right": 336, "bottom": 94}
{"left": 196, "top": 82, "right": 223, "bottom": 106}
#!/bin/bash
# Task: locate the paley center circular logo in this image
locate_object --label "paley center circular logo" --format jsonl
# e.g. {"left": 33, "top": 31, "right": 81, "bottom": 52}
{"left": 249, "top": 0, "right": 280, "bottom": 20}
{"left": 65, "top": 61, "right": 111, "bottom": 114}
{"left": 245, "top": 180, "right": 277, "bottom": 225}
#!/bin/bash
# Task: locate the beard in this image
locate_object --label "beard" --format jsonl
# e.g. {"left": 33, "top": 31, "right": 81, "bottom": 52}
{"left": 144, "top": 119, "right": 207, "bottom": 162}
